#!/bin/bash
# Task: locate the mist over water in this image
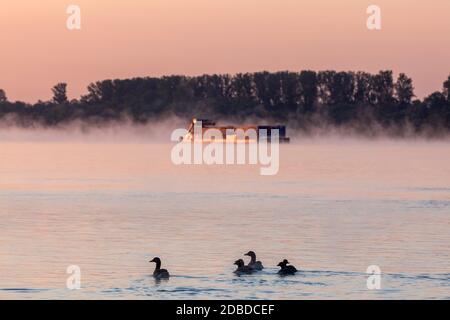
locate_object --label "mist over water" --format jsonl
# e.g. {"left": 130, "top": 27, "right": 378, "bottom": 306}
{"left": 0, "top": 118, "right": 187, "bottom": 143}
{"left": 0, "top": 124, "right": 449, "bottom": 299}
{"left": 2, "top": 116, "right": 450, "bottom": 143}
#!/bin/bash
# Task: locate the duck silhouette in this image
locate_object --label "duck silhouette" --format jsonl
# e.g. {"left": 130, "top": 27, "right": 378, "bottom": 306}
{"left": 244, "top": 251, "right": 264, "bottom": 271}
{"left": 149, "top": 257, "right": 170, "bottom": 279}
{"left": 233, "top": 259, "right": 254, "bottom": 275}
{"left": 277, "top": 259, "right": 298, "bottom": 275}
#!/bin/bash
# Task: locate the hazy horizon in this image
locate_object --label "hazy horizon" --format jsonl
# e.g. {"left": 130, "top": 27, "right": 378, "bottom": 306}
{"left": 1, "top": 0, "right": 450, "bottom": 103}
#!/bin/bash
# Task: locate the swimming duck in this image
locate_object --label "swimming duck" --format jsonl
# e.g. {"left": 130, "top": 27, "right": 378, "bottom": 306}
{"left": 233, "top": 259, "right": 254, "bottom": 275}
{"left": 277, "top": 259, "right": 298, "bottom": 275}
{"left": 149, "top": 257, "right": 170, "bottom": 279}
{"left": 244, "top": 251, "right": 264, "bottom": 270}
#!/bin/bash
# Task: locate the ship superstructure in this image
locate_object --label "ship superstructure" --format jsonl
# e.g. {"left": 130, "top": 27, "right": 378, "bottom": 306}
{"left": 183, "top": 118, "right": 290, "bottom": 143}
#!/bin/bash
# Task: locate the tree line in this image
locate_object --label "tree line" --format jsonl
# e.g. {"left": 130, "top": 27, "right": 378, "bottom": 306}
{"left": 1, "top": 70, "right": 449, "bottom": 136}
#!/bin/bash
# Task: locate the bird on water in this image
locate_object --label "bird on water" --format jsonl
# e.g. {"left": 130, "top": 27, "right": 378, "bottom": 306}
{"left": 233, "top": 259, "right": 254, "bottom": 275}
{"left": 149, "top": 257, "right": 170, "bottom": 279}
{"left": 244, "top": 251, "right": 264, "bottom": 271}
{"left": 277, "top": 259, "right": 298, "bottom": 275}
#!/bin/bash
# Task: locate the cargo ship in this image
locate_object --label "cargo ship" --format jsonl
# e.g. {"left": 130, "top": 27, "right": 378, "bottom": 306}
{"left": 183, "top": 118, "right": 290, "bottom": 143}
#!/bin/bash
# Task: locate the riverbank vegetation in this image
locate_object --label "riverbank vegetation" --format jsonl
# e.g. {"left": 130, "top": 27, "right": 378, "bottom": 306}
{"left": 1, "top": 71, "right": 449, "bottom": 137}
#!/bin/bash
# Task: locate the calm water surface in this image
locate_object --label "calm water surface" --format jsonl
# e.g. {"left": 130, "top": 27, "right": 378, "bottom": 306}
{"left": 0, "top": 138, "right": 449, "bottom": 299}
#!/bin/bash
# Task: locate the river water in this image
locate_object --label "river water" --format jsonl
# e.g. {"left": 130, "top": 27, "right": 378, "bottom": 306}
{"left": 0, "top": 137, "right": 449, "bottom": 299}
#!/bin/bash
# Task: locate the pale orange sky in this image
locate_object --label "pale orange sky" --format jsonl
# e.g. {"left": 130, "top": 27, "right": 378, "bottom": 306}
{"left": 0, "top": 0, "right": 449, "bottom": 102}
